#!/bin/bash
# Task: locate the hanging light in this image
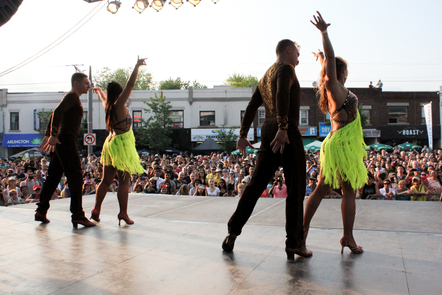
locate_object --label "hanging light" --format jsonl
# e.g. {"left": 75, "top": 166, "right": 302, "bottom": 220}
{"left": 187, "top": 0, "right": 201, "bottom": 7}
{"left": 107, "top": 0, "right": 121, "bottom": 14}
{"left": 133, "top": 0, "right": 149, "bottom": 13}
{"left": 151, "top": 0, "right": 166, "bottom": 11}
{"left": 169, "top": 0, "right": 183, "bottom": 9}
{"left": 211, "top": 0, "right": 220, "bottom": 3}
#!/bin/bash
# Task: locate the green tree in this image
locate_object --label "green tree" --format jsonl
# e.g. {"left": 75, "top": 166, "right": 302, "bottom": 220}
{"left": 36, "top": 109, "right": 53, "bottom": 136}
{"left": 225, "top": 73, "right": 258, "bottom": 88}
{"left": 159, "top": 77, "right": 207, "bottom": 90}
{"left": 216, "top": 125, "right": 239, "bottom": 153}
{"left": 136, "top": 93, "right": 173, "bottom": 152}
{"left": 94, "top": 67, "right": 155, "bottom": 90}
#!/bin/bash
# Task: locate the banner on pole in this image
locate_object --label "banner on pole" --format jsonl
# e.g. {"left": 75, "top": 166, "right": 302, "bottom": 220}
{"left": 423, "top": 102, "right": 433, "bottom": 150}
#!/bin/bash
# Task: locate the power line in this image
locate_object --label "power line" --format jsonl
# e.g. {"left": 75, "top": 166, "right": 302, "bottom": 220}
{"left": 0, "top": 1, "right": 106, "bottom": 78}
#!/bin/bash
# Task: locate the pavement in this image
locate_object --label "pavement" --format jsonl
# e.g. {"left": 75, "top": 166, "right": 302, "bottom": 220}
{"left": 1, "top": 194, "right": 441, "bottom": 295}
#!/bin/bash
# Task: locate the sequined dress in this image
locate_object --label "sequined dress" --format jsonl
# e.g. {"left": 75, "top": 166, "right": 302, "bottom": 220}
{"left": 320, "top": 91, "right": 368, "bottom": 190}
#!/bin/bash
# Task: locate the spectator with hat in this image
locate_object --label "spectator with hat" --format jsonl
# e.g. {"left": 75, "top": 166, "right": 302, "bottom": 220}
{"left": 213, "top": 168, "right": 222, "bottom": 186}
{"left": 26, "top": 185, "right": 42, "bottom": 203}
{"left": 4, "top": 176, "right": 22, "bottom": 200}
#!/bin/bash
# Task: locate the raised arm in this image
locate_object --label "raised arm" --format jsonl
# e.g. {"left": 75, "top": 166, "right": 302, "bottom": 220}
{"left": 115, "top": 56, "right": 147, "bottom": 107}
{"left": 92, "top": 86, "right": 107, "bottom": 108}
{"left": 311, "top": 11, "right": 338, "bottom": 87}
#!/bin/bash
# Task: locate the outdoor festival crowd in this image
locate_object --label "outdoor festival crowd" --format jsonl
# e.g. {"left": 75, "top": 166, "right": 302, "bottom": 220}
{"left": 1, "top": 144, "right": 441, "bottom": 206}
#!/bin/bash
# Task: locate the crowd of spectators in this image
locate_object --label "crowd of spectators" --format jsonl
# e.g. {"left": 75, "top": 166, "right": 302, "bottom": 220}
{"left": 1, "top": 144, "right": 441, "bottom": 206}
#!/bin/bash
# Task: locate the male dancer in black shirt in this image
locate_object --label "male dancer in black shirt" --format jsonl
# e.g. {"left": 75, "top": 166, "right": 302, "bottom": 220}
{"left": 222, "top": 40, "right": 311, "bottom": 259}
{"left": 35, "top": 73, "right": 95, "bottom": 228}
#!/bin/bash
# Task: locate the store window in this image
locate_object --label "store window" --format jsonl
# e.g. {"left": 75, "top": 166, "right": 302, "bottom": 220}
{"left": 133, "top": 110, "right": 142, "bottom": 129}
{"left": 258, "top": 109, "right": 265, "bottom": 125}
{"left": 300, "top": 110, "right": 308, "bottom": 125}
{"left": 170, "top": 110, "right": 184, "bottom": 128}
{"left": 388, "top": 106, "right": 407, "bottom": 124}
{"left": 10, "top": 112, "right": 19, "bottom": 130}
{"left": 200, "top": 111, "right": 215, "bottom": 126}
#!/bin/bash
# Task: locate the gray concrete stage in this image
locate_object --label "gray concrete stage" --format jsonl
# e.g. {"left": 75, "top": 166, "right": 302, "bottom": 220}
{"left": 0, "top": 194, "right": 441, "bottom": 295}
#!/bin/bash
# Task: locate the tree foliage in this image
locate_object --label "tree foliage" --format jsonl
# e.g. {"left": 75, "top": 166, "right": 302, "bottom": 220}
{"left": 94, "top": 67, "right": 155, "bottom": 90}
{"left": 159, "top": 77, "right": 207, "bottom": 90}
{"left": 225, "top": 73, "right": 258, "bottom": 88}
{"left": 216, "top": 125, "right": 239, "bottom": 153}
{"left": 135, "top": 93, "right": 173, "bottom": 152}
{"left": 36, "top": 109, "right": 53, "bottom": 136}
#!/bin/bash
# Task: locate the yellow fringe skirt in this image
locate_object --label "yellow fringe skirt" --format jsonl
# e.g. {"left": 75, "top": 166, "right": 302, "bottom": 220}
{"left": 101, "top": 129, "right": 145, "bottom": 175}
{"left": 320, "top": 112, "right": 367, "bottom": 191}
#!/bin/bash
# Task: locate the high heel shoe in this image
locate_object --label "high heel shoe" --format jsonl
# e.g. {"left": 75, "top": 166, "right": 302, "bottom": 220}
{"left": 285, "top": 245, "right": 313, "bottom": 260}
{"left": 72, "top": 217, "right": 96, "bottom": 229}
{"left": 117, "top": 214, "right": 134, "bottom": 226}
{"left": 340, "top": 237, "right": 363, "bottom": 254}
{"left": 35, "top": 211, "right": 50, "bottom": 224}
{"left": 90, "top": 209, "right": 100, "bottom": 222}
{"left": 222, "top": 234, "right": 237, "bottom": 252}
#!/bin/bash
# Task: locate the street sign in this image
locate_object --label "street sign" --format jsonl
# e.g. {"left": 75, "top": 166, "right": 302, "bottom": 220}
{"left": 84, "top": 133, "right": 96, "bottom": 146}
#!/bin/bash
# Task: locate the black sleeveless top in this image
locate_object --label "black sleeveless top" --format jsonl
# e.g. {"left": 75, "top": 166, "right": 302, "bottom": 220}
{"left": 112, "top": 113, "right": 132, "bottom": 133}
{"left": 330, "top": 90, "right": 358, "bottom": 125}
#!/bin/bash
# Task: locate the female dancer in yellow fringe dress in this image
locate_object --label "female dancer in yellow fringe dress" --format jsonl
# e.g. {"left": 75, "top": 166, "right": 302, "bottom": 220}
{"left": 90, "top": 56, "right": 146, "bottom": 225}
{"left": 303, "top": 12, "right": 367, "bottom": 254}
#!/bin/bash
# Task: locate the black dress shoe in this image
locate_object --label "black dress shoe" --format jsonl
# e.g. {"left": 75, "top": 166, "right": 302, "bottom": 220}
{"left": 35, "top": 211, "right": 50, "bottom": 224}
{"left": 222, "top": 234, "right": 237, "bottom": 252}
{"left": 72, "top": 217, "right": 96, "bottom": 229}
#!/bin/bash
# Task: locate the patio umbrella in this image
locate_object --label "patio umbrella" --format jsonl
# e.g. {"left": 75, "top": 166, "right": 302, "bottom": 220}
{"left": 231, "top": 147, "right": 259, "bottom": 155}
{"left": 304, "top": 140, "right": 322, "bottom": 153}
{"left": 397, "top": 142, "right": 422, "bottom": 151}
{"left": 164, "top": 147, "right": 182, "bottom": 154}
{"left": 368, "top": 143, "right": 393, "bottom": 151}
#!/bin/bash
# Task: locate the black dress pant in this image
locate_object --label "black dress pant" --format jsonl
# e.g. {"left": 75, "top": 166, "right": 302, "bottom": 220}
{"left": 37, "top": 138, "right": 85, "bottom": 219}
{"left": 227, "top": 119, "right": 306, "bottom": 248}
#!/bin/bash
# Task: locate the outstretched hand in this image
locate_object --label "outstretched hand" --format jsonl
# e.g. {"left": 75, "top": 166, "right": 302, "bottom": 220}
{"left": 136, "top": 55, "right": 147, "bottom": 67}
{"left": 311, "top": 11, "right": 330, "bottom": 32}
{"left": 237, "top": 137, "right": 254, "bottom": 156}
{"left": 270, "top": 130, "right": 290, "bottom": 154}
{"left": 40, "top": 136, "right": 61, "bottom": 153}
{"left": 312, "top": 49, "right": 324, "bottom": 61}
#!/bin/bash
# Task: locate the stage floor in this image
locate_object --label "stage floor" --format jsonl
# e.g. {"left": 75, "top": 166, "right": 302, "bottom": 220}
{"left": 1, "top": 194, "right": 441, "bottom": 295}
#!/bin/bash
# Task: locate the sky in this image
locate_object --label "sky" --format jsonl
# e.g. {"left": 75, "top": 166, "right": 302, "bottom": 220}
{"left": 1, "top": 0, "right": 442, "bottom": 93}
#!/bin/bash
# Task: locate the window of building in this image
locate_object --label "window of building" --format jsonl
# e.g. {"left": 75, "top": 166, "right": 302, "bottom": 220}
{"left": 388, "top": 106, "right": 407, "bottom": 124}
{"left": 10, "top": 112, "right": 19, "bottom": 130}
{"left": 258, "top": 109, "right": 265, "bottom": 125}
{"left": 361, "top": 109, "right": 371, "bottom": 125}
{"left": 82, "top": 111, "right": 88, "bottom": 130}
{"left": 421, "top": 105, "right": 426, "bottom": 124}
{"left": 170, "top": 110, "right": 184, "bottom": 128}
{"left": 133, "top": 110, "right": 142, "bottom": 129}
{"left": 300, "top": 110, "right": 308, "bottom": 125}
{"left": 200, "top": 111, "right": 215, "bottom": 126}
